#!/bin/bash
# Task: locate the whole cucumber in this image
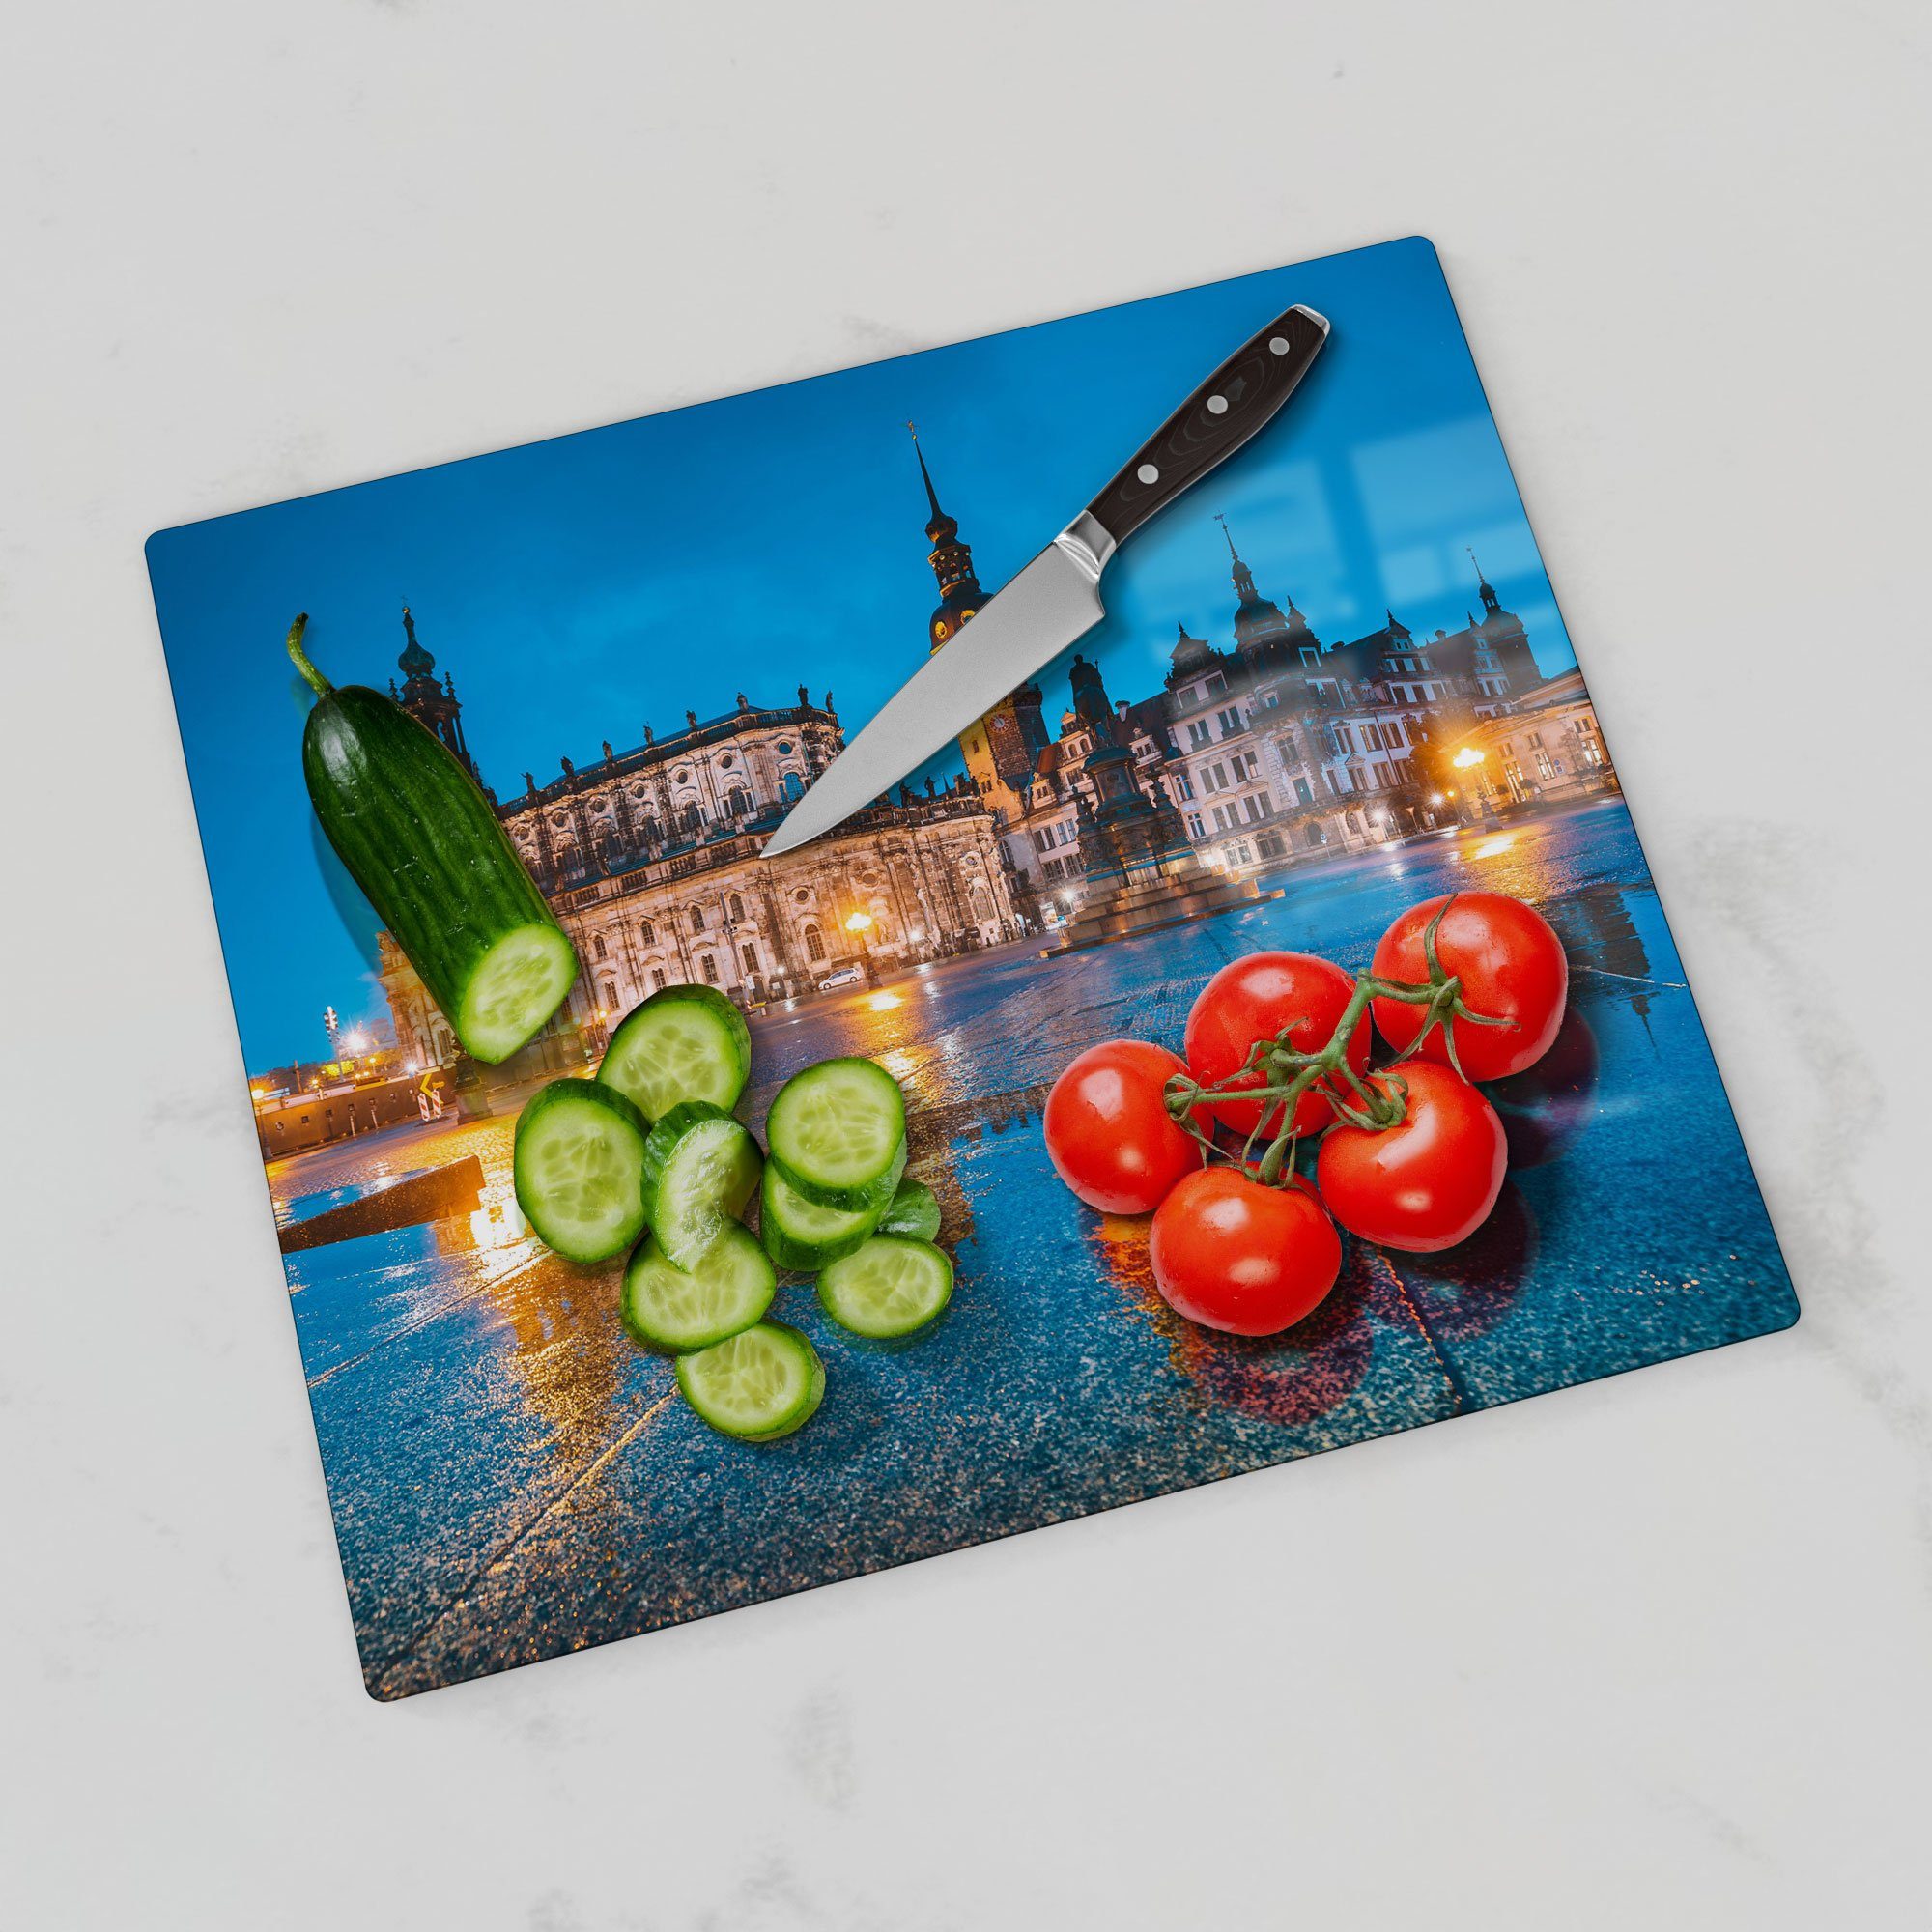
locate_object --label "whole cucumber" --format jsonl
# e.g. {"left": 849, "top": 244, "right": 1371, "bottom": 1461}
{"left": 289, "top": 615, "right": 578, "bottom": 1063}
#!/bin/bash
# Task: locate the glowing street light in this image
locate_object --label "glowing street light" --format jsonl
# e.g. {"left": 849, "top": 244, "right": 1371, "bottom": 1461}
{"left": 1451, "top": 746, "right": 1486, "bottom": 769}
{"left": 843, "top": 907, "right": 878, "bottom": 984}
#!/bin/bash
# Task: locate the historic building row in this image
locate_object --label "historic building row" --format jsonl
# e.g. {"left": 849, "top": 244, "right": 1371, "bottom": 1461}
{"left": 908, "top": 432, "right": 1608, "bottom": 916}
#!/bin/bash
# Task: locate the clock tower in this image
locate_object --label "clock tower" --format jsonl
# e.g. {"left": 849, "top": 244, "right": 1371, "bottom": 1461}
{"left": 909, "top": 427, "right": 1048, "bottom": 809}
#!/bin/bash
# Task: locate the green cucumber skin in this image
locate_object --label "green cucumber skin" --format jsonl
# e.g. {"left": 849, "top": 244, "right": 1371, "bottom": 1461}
{"left": 301, "top": 683, "right": 577, "bottom": 1061}
{"left": 770, "top": 1128, "right": 907, "bottom": 1215}
{"left": 512, "top": 1079, "right": 649, "bottom": 1263}
{"left": 876, "top": 1179, "right": 942, "bottom": 1243}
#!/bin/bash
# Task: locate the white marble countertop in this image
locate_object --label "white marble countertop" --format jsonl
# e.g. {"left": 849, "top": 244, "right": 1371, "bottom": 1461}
{"left": 4, "top": 3, "right": 1929, "bottom": 1924}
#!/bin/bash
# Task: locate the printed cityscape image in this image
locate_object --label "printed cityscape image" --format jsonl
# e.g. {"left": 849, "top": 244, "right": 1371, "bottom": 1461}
{"left": 147, "top": 240, "right": 1796, "bottom": 1694}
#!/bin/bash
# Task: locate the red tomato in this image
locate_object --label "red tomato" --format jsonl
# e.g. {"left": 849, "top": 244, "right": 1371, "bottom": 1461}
{"left": 1371, "top": 892, "right": 1568, "bottom": 1081}
{"left": 1183, "top": 951, "right": 1370, "bottom": 1138}
{"left": 1315, "top": 1061, "right": 1507, "bottom": 1253}
{"left": 1044, "top": 1039, "right": 1203, "bottom": 1214}
{"left": 1149, "top": 1168, "right": 1343, "bottom": 1336}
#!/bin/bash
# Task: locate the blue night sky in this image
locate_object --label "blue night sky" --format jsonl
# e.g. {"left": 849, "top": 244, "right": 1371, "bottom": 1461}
{"left": 148, "top": 236, "right": 1577, "bottom": 1074}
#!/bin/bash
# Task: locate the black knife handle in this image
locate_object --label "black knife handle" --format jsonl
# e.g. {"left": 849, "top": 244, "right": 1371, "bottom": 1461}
{"left": 1083, "top": 303, "right": 1328, "bottom": 553}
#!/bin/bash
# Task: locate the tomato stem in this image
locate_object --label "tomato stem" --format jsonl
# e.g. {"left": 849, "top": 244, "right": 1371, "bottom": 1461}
{"left": 1164, "top": 898, "right": 1512, "bottom": 1184}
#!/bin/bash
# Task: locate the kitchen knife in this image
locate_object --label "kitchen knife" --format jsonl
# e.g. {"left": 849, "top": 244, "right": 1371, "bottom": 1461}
{"left": 761, "top": 301, "right": 1328, "bottom": 858}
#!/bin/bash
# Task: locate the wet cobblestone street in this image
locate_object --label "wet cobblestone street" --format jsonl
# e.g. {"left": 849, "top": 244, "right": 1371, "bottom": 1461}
{"left": 270, "top": 797, "right": 1797, "bottom": 1697}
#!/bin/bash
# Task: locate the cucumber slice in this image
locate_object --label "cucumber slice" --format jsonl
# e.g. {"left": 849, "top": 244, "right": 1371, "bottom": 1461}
{"left": 759, "top": 1162, "right": 884, "bottom": 1273}
{"left": 640, "top": 1100, "right": 762, "bottom": 1268}
{"left": 766, "top": 1057, "right": 908, "bottom": 1210}
{"left": 876, "top": 1179, "right": 941, "bottom": 1243}
{"left": 599, "top": 982, "right": 751, "bottom": 1123}
{"left": 459, "top": 923, "right": 581, "bottom": 1065}
{"left": 513, "top": 1078, "right": 649, "bottom": 1263}
{"left": 621, "top": 1221, "right": 775, "bottom": 1353}
{"left": 675, "top": 1321, "right": 825, "bottom": 1441}
{"left": 816, "top": 1236, "right": 953, "bottom": 1340}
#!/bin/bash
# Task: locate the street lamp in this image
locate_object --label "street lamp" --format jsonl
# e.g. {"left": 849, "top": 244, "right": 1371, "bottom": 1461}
{"left": 843, "top": 909, "right": 877, "bottom": 984}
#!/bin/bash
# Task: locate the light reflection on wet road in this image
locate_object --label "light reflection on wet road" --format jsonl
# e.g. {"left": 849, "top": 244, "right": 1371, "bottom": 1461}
{"left": 271, "top": 799, "right": 1796, "bottom": 1697}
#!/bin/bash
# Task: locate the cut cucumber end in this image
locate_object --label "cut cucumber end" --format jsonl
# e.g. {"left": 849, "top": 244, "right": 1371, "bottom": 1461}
{"left": 599, "top": 982, "right": 752, "bottom": 1122}
{"left": 641, "top": 1102, "right": 763, "bottom": 1269}
{"left": 765, "top": 1058, "right": 907, "bottom": 1209}
{"left": 512, "top": 1078, "right": 649, "bottom": 1263}
{"left": 458, "top": 922, "right": 580, "bottom": 1063}
{"left": 675, "top": 1321, "right": 825, "bottom": 1440}
{"left": 816, "top": 1236, "right": 953, "bottom": 1340}
{"left": 622, "top": 1222, "right": 776, "bottom": 1353}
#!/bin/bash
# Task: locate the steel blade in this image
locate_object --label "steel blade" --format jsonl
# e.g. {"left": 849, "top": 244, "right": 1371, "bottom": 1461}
{"left": 762, "top": 534, "right": 1106, "bottom": 856}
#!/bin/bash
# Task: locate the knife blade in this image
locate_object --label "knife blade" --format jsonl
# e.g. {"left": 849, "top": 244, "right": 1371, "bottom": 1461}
{"left": 762, "top": 301, "right": 1328, "bottom": 858}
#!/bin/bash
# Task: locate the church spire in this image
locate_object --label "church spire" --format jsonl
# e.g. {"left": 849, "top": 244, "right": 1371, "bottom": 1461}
{"left": 1469, "top": 546, "right": 1500, "bottom": 616}
{"left": 1215, "top": 513, "right": 1258, "bottom": 604}
{"left": 910, "top": 424, "right": 985, "bottom": 649}
{"left": 907, "top": 420, "right": 946, "bottom": 530}
{"left": 392, "top": 604, "right": 478, "bottom": 783}
{"left": 398, "top": 603, "right": 435, "bottom": 677}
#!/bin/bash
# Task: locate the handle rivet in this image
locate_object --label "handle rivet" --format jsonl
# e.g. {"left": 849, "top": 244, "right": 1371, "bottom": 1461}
{"left": 1137, "top": 463, "right": 1159, "bottom": 485}
{"left": 1207, "top": 394, "right": 1228, "bottom": 414}
{"left": 1269, "top": 336, "right": 1291, "bottom": 355}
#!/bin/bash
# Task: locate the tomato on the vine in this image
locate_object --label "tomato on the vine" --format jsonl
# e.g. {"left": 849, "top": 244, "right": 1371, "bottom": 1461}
{"left": 1183, "top": 951, "right": 1369, "bottom": 1138}
{"left": 1370, "top": 892, "right": 1568, "bottom": 1081}
{"left": 1149, "top": 1168, "right": 1342, "bottom": 1336}
{"left": 1044, "top": 1038, "right": 1203, "bottom": 1214}
{"left": 1315, "top": 1061, "right": 1507, "bottom": 1253}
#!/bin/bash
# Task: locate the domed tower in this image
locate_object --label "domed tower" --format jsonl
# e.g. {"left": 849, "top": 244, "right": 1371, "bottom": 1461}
{"left": 910, "top": 425, "right": 1047, "bottom": 798}
{"left": 391, "top": 606, "right": 480, "bottom": 784}
{"left": 1217, "top": 515, "right": 1304, "bottom": 672}
{"left": 1468, "top": 550, "right": 1541, "bottom": 694}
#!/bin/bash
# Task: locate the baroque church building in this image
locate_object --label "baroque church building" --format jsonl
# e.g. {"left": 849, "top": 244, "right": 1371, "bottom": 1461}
{"left": 377, "top": 613, "right": 1020, "bottom": 1070}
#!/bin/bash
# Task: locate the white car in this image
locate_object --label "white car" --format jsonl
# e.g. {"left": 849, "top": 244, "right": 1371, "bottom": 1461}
{"left": 816, "top": 964, "right": 866, "bottom": 993}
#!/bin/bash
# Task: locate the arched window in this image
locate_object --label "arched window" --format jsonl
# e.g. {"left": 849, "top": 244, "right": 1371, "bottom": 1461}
{"left": 593, "top": 934, "right": 608, "bottom": 960}
{"left": 639, "top": 918, "right": 655, "bottom": 945}
{"left": 727, "top": 893, "right": 745, "bottom": 923}
{"left": 690, "top": 906, "right": 706, "bottom": 933}
{"left": 679, "top": 802, "right": 702, "bottom": 834}
{"left": 803, "top": 924, "right": 825, "bottom": 963}
{"left": 699, "top": 953, "right": 719, "bottom": 985}
{"left": 649, "top": 967, "right": 667, "bottom": 992}
{"left": 725, "top": 787, "right": 752, "bottom": 818}
{"left": 599, "top": 980, "right": 616, "bottom": 1011}
{"left": 739, "top": 942, "right": 758, "bottom": 974}
{"left": 781, "top": 771, "right": 805, "bottom": 802}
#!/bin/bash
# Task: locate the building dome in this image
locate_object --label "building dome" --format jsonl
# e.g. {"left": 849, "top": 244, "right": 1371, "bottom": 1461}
{"left": 398, "top": 607, "right": 435, "bottom": 677}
